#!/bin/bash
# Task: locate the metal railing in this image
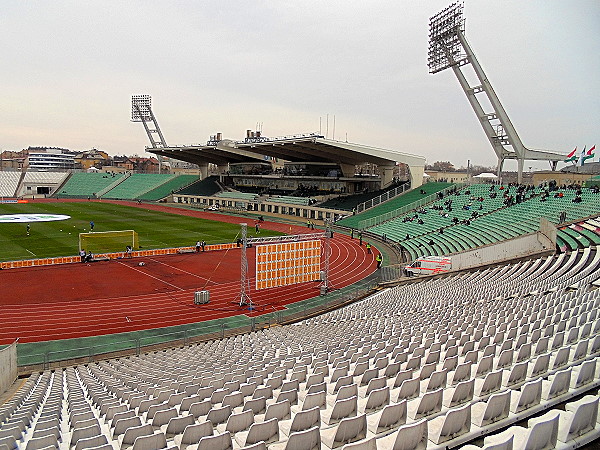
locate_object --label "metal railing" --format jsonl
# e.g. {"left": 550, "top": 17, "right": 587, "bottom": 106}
{"left": 357, "top": 184, "right": 462, "bottom": 230}
{"left": 355, "top": 183, "right": 410, "bottom": 214}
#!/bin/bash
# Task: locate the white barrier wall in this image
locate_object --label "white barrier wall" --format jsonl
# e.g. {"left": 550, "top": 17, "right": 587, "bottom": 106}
{"left": 0, "top": 341, "right": 18, "bottom": 395}
{"left": 450, "top": 231, "right": 554, "bottom": 271}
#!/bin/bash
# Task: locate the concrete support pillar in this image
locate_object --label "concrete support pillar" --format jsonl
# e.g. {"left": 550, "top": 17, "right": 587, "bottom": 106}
{"left": 409, "top": 165, "right": 424, "bottom": 189}
{"left": 198, "top": 164, "right": 209, "bottom": 180}
{"left": 339, "top": 163, "right": 355, "bottom": 178}
{"left": 380, "top": 165, "right": 396, "bottom": 189}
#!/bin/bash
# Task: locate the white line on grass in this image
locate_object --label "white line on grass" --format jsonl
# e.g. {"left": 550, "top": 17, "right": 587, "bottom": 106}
{"left": 24, "top": 248, "right": 36, "bottom": 256}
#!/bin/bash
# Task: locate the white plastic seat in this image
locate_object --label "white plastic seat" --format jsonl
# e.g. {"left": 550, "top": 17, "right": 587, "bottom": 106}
{"left": 270, "top": 425, "right": 321, "bottom": 450}
{"left": 366, "top": 400, "right": 407, "bottom": 435}
{"left": 222, "top": 391, "right": 244, "bottom": 409}
{"left": 443, "top": 378, "right": 474, "bottom": 408}
{"left": 475, "top": 355, "right": 494, "bottom": 378}
{"left": 118, "top": 423, "right": 154, "bottom": 450}
{"left": 484, "top": 409, "right": 559, "bottom": 450}
{"left": 407, "top": 388, "right": 442, "bottom": 420}
{"left": 196, "top": 431, "right": 233, "bottom": 450}
{"left": 376, "top": 417, "right": 428, "bottom": 450}
{"left": 391, "top": 377, "right": 420, "bottom": 403}
{"left": 112, "top": 416, "right": 142, "bottom": 439}
{"left": 160, "top": 414, "right": 195, "bottom": 438}
{"left": 471, "top": 390, "right": 511, "bottom": 427}
{"left": 216, "top": 408, "right": 254, "bottom": 434}
{"left": 474, "top": 369, "right": 502, "bottom": 397}
{"left": 556, "top": 395, "right": 599, "bottom": 445}
{"left": 462, "top": 435, "right": 513, "bottom": 450}
{"left": 279, "top": 405, "right": 320, "bottom": 437}
{"left": 389, "top": 369, "right": 414, "bottom": 389}
{"left": 291, "top": 391, "right": 326, "bottom": 414}
{"left": 419, "top": 369, "right": 447, "bottom": 393}
{"left": 24, "top": 434, "right": 59, "bottom": 450}
{"left": 206, "top": 404, "right": 232, "bottom": 425}
{"left": 569, "top": 338, "right": 589, "bottom": 362}
{"left": 172, "top": 420, "right": 213, "bottom": 449}
{"left": 110, "top": 410, "right": 136, "bottom": 429}
{"left": 259, "top": 399, "right": 291, "bottom": 422}
{"left": 74, "top": 434, "right": 109, "bottom": 450}
{"left": 570, "top": 359, "right": 596, "bottom": 389}
{"left": 131, "top": 431, "right": 168, "bottom": 450}
{"left": 510, "top": 378, "right": 542, "bottom": 414}
{"left": 322, "top": 395, "right": 357, "bottom": 426}
{"left": 189, "top": 400, "right": 212, "bottom": 418}
{"left": 234, "top": 417, "right": 279, "bottom": 448}
{"left": 550, "top": 346, "right": 570, "bottom": 370}
{"left": 448, "top": 362, "right": 472, "bottom": 386}
{"left": 501, "top": 361, "right": 528, "bottom": 387}
{"left": 321, "top": 414, "right": 367, "bottom": 449}
{"left": 70, "top": 424, "right": 101, "bottom": 448}
{"left": 428, "top": 403, "right": 471, "bottom": 445}
{"left": 527, "top": 353, "right": 550, "bottom": 379}
{"left": 328, "top": 384, "right": 358, "bottom": 407}
{"left": 150, "top": 407, "right": 178, "bottom": 430}
{"left": 541, "top": 368, "right": 571, "bottom": 401}
{"left": 358, "top": 386, "right": 389, "bottom": 414}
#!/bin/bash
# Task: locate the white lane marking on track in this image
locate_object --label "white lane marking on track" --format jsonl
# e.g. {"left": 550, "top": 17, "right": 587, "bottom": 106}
{"left": 3, "top": 234, "right": 378, "bottom": 341}
{"left": 115, "top": 261, "right": 186, "bottom": 291}
{"left": 147, "top": 257, "right": 213, "bottom": 283}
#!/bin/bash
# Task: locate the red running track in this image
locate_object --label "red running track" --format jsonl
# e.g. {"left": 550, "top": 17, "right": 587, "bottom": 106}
{"left": 0, "top": 204, "right": 378, "bottom": 344}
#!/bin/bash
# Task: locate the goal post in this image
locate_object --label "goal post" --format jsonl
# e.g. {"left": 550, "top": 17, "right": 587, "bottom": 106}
{"left": 79, "top": 230, "right": 139, "bottom": 254}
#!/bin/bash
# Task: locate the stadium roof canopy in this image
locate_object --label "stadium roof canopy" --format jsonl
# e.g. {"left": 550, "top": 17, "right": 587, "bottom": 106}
{"left": 148, "top": 134, "right": 426, "bottom": 187}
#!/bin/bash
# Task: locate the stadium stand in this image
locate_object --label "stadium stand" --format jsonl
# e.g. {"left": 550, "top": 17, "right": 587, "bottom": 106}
{"left": 102, "top": 174, "right": 175, "bottom": 200}
{"left": 56, "top": 172, "right": 124, "bottom": 198}
{"left": 0, "top": 172, "right": 21, "bottom": 197}
{"left": 1, "top": 247, "right": 599, "bottom": 449}
{"left": 22, "top": 171, "right": 69, "bottom": 185}
{"left": 215, "top": 191, "right": 260, "bottom": 201}
{"left": 137, "top": 175, "right": 198, "bottom": 201}
{"left": 174, "top": 176, "right": 221, "bottom": 197}
{"left": 318, "top": 182, "right": 411, "bottom": 212}
{"left": 362, "top": 185, "right": 600, "bottom": 260}
{"left": 337, "top": 182, "right": 453, "bottom": 229}
{"left": 266, "top": 196, "right": 315, "bottom": 206}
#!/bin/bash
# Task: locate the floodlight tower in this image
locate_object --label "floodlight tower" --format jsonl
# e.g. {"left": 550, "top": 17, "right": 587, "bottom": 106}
{"left": 428, "top": 2, "right": 565, "bottom": 183}
{"left": 131, "top": 95, "right": 168, "bottom": 173}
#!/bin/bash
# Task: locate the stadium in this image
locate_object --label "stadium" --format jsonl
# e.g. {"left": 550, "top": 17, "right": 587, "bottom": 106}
{"left": 1, "top": 3, "right": 599, "bottom": 450}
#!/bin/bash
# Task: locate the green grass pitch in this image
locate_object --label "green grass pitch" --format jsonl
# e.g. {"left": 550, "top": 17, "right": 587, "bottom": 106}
{"left": 0, "top": 202, "right": 282, "bottom": 262}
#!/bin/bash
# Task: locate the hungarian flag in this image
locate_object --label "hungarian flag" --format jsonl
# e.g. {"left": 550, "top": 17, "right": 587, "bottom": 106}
{"left": 578, "top": 146, "right": 587, "bottom": 166}
{"left": 564, "top": 146, "right": 577, "bottom": 163}
{"left": 584, "top": 145, "right": 596, "bottom": 162}
{"left": 579, "top": 145, "right": 595, "bottom": 166}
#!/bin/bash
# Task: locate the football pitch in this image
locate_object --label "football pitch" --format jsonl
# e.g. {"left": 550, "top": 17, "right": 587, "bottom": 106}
{"left": 0, "top": 202, "right": 283, "bottom": 262}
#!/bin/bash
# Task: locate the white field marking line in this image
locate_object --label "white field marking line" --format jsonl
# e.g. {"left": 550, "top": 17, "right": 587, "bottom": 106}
{"left": 147, "top": 257, "right": 213, "bottom": 282}
{"left": 24, "top": 248, "right": 36, "bottom": 256}
{"left": 115, "top": 261, "right": 185, "bottom": 291}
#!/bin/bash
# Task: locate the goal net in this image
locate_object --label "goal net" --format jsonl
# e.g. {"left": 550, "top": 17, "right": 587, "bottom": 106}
{"left": 79, "top": 230, "right": 139, "bottom": 254}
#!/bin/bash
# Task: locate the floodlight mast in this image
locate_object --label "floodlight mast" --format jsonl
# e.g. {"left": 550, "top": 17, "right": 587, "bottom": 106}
{"left": 131, "top": 95, "right": 168, "bottom": 174}
{"left": 428, "top": 2, "right": 564, "bottom": 183}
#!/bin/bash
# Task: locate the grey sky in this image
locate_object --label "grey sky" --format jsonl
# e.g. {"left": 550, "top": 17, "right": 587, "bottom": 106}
{"left": 1, "top": 0, "right": 598, "bottom": 171}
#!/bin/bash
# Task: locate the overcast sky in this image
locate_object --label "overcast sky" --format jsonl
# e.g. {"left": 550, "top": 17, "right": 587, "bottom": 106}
{"left": 1, "top": 0, "right": 598, "bottom": 170}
